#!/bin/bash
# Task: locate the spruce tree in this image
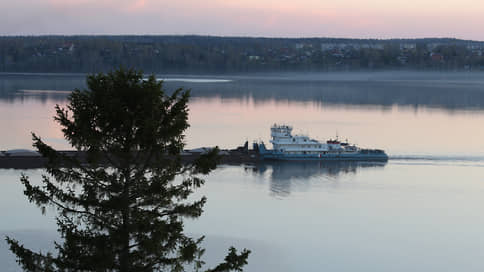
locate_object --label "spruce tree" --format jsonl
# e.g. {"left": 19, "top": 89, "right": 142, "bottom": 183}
{"left": 6, "top": 68, "right": 250, "bottom": 271}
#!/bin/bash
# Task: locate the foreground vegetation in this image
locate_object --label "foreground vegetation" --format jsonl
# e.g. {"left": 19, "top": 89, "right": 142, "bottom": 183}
{"left": 6, "top": 68, "right": 250, "bottom": 271}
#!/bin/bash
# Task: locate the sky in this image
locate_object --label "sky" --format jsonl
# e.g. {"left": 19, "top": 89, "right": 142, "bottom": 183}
{"left": 1, "top": 0, "right": 483, "bottom": 40}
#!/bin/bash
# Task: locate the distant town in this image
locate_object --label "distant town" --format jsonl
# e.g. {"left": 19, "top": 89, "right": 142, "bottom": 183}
{"left": 1, "top": 36, "right": 484, "bottom": 73}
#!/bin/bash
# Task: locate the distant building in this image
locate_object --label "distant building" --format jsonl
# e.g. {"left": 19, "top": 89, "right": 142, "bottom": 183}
{"left": 279, "top": 47, "right": 290, "bottom": 54}
{"left": 321, "top": 43, "right": 338, "bottom": 51}
{"left": 400, "top": 43, "right": 416, "bottom": 51}
{"left": 360, "top": 43, "right": 384, "bottom": 50}
{"left": 430, "top": 52, "right": 444, "bottom": 62}
{"left": 59, "top": 42, "right": 75, "bottom": 52}
{"left": 397, "top": 55, "right": 408, "bottom": 64}
{"left": 466, "top": 43, "right": 483, "bottom": 50}
{"left": 296, "top": 43, "right": 313, "bottom": 50}
{"left": 321, "top": 43, "right": 366, "bottom": 52}
{"left": 331, "top": 49, "right": 344, "bottom": 58}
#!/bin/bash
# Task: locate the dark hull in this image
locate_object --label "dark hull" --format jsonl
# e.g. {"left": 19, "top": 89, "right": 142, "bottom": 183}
{"left": 260, "top": 152, "right": 388, "bottom": 161}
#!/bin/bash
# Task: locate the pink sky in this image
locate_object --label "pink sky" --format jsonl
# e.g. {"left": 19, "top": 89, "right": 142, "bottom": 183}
{"left": 1, "top": 0, "right": 483, "bottom": 40}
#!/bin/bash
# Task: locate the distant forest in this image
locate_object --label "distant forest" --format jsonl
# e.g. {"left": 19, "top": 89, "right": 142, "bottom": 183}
{"left": 1, "top": 36, "right": 484, "bottom": 73}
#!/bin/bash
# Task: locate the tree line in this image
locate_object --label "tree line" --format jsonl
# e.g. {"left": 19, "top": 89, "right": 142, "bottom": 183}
{"left": 1, "top": 35, "right": 484, "bottom": 73}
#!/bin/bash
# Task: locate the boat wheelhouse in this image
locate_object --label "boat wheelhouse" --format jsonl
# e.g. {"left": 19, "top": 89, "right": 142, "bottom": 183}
{"left": 258, "top": 124, "right": 387, "bottom": 161}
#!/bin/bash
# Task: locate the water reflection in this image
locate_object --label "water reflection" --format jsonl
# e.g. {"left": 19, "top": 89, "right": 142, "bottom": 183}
{"left": 2, "top": 73, "right": 484, "bottom": 112}
{"left": 0, "top": 74, "right": 82, "bottom": 103}
{"left": 163, "top": 73, "right": 484, "bottom": 112}
{"left": 250, "top": 160, "right": 387, "bottom": 197}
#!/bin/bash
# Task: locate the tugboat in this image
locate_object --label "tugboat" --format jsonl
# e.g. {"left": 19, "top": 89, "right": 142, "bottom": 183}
{"left": 257, "top": 124, "right": 388, "bottom": 161}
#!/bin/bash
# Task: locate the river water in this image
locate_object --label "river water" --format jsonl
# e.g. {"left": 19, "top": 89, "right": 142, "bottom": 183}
{"left": 1, "top": 72, "right": 484, "bottom": 271}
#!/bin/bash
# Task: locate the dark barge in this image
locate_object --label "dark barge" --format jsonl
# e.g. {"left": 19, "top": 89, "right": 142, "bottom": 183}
{"left": 0, "top": 149, "right": 260, "bottom": 169}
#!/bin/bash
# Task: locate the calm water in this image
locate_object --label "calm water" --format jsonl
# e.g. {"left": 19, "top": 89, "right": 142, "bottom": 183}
{"left": 2, "top": 72, "right": 484, "bottom": 271}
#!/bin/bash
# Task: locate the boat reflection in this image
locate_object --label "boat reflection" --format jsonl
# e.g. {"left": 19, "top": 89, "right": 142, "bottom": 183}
{"left": 248, "top": 160, "right": 387, "bottom": 197}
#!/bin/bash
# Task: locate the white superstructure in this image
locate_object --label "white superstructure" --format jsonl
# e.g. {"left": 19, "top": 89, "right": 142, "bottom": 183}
{"left": 269, "top": 124, "right": 358, "bottom": 156}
